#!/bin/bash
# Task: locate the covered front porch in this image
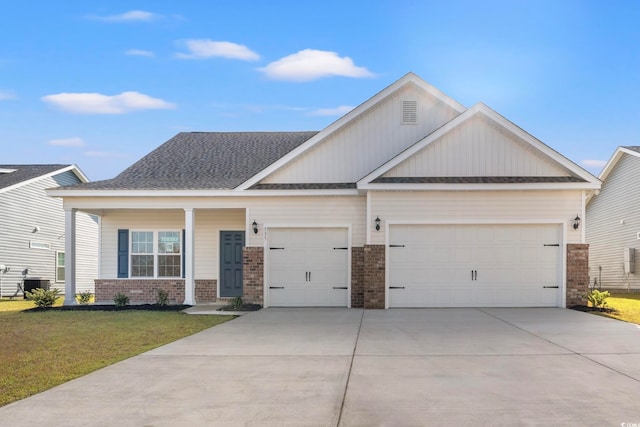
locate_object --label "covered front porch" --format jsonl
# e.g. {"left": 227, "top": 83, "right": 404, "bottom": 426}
{"left": 63, "top": 206, "right": 262, "bottom": 306}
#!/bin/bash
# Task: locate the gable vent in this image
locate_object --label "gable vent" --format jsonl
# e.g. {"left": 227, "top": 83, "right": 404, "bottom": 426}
{"left": 402, "top": 100, "right": 417, "bottom": 124}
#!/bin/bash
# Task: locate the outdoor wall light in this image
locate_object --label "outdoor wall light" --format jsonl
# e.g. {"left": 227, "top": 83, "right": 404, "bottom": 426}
{"left": 375, "top": 216, "right": 381, "bottom": 231}
{"left": 573, "top": 215, "right": 581, "bottom": 230}
{"left": 252, "top": 220, "right": 258, "bottom": 234}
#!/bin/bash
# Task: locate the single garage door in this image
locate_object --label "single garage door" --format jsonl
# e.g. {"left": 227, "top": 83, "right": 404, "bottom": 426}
{"left": 267, "top": 227, "right": 349, "bottom": 307}
{"left": 389, "top": 224, "right": 561, "bottom": 308}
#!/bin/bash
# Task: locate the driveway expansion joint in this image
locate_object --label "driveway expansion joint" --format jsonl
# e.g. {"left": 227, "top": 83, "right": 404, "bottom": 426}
{"left": 336, "top": 308, "right": 364, "bottom": 427}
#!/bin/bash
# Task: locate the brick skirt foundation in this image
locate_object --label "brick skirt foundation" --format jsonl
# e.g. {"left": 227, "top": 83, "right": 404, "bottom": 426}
{"left": 95, "top": 279, "right": 217, "bottom": 304}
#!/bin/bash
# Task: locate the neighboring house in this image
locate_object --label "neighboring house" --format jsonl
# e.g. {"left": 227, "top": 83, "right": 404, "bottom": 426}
{"left": 586, "top": 146, "right": 640, "bottom": 290}
{"left": 0, "top": 165, "right": 98, "bottom": 297}
{"left": 49, "top": 73, "right": 600, "bottom": 308}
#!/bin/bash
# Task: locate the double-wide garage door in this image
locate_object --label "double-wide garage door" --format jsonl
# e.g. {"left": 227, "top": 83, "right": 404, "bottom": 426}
{"left": 389, "top": 224, "right": 562, "bottom": 308}
{"left": 268, "top": 227, "right": 349, "bottom": 307}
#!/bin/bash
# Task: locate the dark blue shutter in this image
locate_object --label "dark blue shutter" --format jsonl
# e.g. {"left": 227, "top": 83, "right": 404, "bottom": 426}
{"left": 182, "top": 229, "right": 186, "bottom": 278}
{"left": 117, "top": 229, "right": 129, "bottom": 278}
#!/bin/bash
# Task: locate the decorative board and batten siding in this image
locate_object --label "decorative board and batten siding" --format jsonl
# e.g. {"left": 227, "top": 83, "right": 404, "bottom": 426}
{"left": 262, "top": 83, "right": 461, "bottom": 184}
{"left": 587, "top": 153, "right": 640, "bottom": 290}
{"left": 0, "top": 171, "right": 98, "bottom": 296}
{"left": 369, "top": 190, "right": 584, "bottom": 245}
{"left": 383, "top": 114, "right": 567, "bottom": 178}
{"left": 100, "top": 209, "right": 244, "bottom": 280}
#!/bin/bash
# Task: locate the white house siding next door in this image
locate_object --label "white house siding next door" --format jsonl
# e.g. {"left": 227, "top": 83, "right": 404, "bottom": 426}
{"left": 267, "top": 227, "right": 349, "bottom": 307}
{"left": 388, "top": 224, "right": 562, "bottom": 308}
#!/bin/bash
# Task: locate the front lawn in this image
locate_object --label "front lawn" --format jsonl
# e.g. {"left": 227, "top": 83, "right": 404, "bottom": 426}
{"left": 590, "top": 292, "right": 640, "bottom": 324}
{"left": 0, "top": 299, "right": 233, "bottom": 407}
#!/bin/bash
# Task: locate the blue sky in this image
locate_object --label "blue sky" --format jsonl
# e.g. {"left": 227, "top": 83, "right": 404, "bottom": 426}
{"left": 2, "top": 0, "right": 639, "bottom": 181}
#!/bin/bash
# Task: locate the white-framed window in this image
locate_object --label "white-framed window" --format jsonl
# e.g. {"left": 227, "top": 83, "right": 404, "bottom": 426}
{"left": 56, "top": 251, "right": 65, "bottom": 282}
{"left": 130, "top": 231, "right": 181, "bottom": 278}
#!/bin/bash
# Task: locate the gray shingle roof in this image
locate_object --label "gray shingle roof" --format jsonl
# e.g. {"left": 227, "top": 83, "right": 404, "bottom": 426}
{"left": 64, "top": 132, "right": 318, "bottom": 190}
{"left": 0, "top": 164, "right": 71, "bottom": 190}
{"left": 372, "top": 176, "right": 586, "bottom": 184}
{"left": 623, "top": 146, "right": 640, "bottom": 153}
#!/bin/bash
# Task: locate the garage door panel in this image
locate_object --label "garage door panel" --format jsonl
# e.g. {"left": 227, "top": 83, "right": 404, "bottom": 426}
{"left": 268, "top": 228, "right": 348, "bottom": 307}
{"left": 389, "top": 224, "right": 561, "bottom": 308}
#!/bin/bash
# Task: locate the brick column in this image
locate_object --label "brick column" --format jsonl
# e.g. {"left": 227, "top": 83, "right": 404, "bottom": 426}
{"left": 243, "top": 247, "right": 264, "bottom": 305}
{"left": 567, "top": 243, "right": 589, "bottom": 307}
{"left": 364, "top": 244, "right": 385, "bottom": 309}
{"left": 351, "top": 247, "right": 364, "bottom": 308}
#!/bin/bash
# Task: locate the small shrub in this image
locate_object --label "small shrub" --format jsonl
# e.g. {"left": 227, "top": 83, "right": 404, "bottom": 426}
{"left": 76, "top": 291, "right": 92, "bottom": 305}
{"left": 587, "top": 289, "right": 610, "bottom": 310}
{"left": 156, "top": 288, "right": 169, "bottom": 306}
{"left": 114, "top": 293, "right": 130, "bottom": 308}
{"left": 230, "top": 296, "right": 243, "bottom": 310}
{"left": 25, "top": 288, "right": 60, "bottom": 308}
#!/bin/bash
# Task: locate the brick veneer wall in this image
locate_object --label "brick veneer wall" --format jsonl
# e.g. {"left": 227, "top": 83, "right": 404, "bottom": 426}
{"left": 95, "top": 279, "right": 184, "bottom": 304}
{"left": 566, "top": 243, "right": 589, "bottom": 307}
{"left": 95, "top": 278, "right": 217, "bottom": 304}
{"left": 351, "top": 247, "right": 365, "bottom": 308}
{"left": 195, "top": 279, "right": 217, "bottom": 303}
{"left": 364, "top": 244, "right": 385, "bottom": 309}
{"left": 243, "top": 247, "right": 264, "bottom": 305}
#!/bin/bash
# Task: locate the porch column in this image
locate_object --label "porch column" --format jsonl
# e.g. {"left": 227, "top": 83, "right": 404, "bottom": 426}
{"left": 63, "top": 208, "right": 77, "bottom": 305}
{"left": 183, "top": 208, "right": 195, "bottom": 305}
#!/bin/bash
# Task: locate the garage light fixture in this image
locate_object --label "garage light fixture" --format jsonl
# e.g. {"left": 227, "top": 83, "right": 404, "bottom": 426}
{"left": 573, "top": 215, "right": 581, "bottom": 230}
{"left": 375, "top": 216, "right": 381, "bottom": 231}
{"left": 252, "top": 220, "right": 258, "bottom": 234}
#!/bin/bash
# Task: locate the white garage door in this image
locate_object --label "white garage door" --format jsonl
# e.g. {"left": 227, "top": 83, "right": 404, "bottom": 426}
{"left": 267, "top": 227, "right": 349, "bottom": 307}
{"left": 389, "top": 224, "right": 562, "bottom": 308}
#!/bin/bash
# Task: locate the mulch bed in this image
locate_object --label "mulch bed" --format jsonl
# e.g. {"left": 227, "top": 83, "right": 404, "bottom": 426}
{"left": 569, "top": 305, "right": 615, "bottom": 313}
{"left": 26, "top": 304, "right": 191, "bottom": 312}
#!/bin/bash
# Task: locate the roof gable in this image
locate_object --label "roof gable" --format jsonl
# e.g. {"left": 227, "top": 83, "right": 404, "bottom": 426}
{"left": 359, "top": 103, "right": 600, "bottom": 189}
{"left": 0, "top": 164, "right": 86, "bottom": 194}
{"left": 597, "top": 146, "right": 640, "bottom": 183}
{"left": 238, "top": 73, "right": 466, "bottom": 189}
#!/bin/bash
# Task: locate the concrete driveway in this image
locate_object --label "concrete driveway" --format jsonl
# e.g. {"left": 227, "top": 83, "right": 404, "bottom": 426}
{"left": 1, "top": 308, "right": 640, "bottom": 426}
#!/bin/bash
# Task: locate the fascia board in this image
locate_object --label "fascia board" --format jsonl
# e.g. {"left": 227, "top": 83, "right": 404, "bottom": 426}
{"left": 598, "top": 147, "right": 640, "bottom": 182}
{"left": 46, "top": 189, "right": 361, "bottom": 198}
{"left": 358, "top": 182, "right": 602, "bottom": 191}
{"left": 235, "top": 73, "right": 467, "bottom": 191}
{"left": 476, "top": 104, "right": 601, "bottom": 185}
{"left": 0, "top": 165, "right": 79, "bottom": 195}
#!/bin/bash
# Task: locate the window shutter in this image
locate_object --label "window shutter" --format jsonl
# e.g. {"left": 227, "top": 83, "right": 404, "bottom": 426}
{"left": 182, "top": 229, "right": 186, "bottom": 279}
{"left": 117, "top": 229, "right": 129, "bottom": 278}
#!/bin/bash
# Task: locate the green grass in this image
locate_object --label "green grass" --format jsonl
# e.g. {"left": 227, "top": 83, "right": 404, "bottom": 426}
{"left": 0, "top": 299, "right": 233, "bottom": 407}
{"left": 595, "top": 292, "right": 640, "bottom": 324}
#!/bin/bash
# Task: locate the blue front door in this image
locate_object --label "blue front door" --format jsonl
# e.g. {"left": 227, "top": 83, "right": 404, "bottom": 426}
{"left": 219, "top": 231, "right": 245, "bottom": 297}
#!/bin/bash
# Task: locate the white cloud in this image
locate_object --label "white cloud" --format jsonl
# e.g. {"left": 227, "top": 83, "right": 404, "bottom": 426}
{"left": 176, "top": 39, "right": 259, "bottom": 61}
{"left": 49, "top": 137, "right": 85, "bottom": 147}
{"left": 581, "top": 159, "right": 607, "bottom": 169}
{"left": 258, "top": 49, "right": 374, "bottom": 82}
{"left": 0, "top": 90, "right": 16, "bottom": 100}
{"left": 89, "top": 10, "right": 160, "bottom": 22}
{"left": 42, "top": 91, "right": 176, "bottom": 114}
{"left": 308, "top": 105, "right": 355, "bottom": 116}
{"left": 125, "top": 49, "right": 155, "bottom": 57}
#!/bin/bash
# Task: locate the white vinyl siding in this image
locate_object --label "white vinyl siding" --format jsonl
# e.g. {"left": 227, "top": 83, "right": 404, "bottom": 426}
{"left": 384, "top": 114, "right": 566, "bottom": 178}
{"left": 0, "top": 171, "right": 98, "bottom": 297}
{"left": 100, "top": 209, "right": 244, "bottom": 281}
{"left": 587, "top": 153, "right": 640, "bottom": 290}
{"left": 369, "top": 190, "right": 582, "bottom": 245}
{"left": 262, "top": 83, "right": 461, "bottom": 184}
